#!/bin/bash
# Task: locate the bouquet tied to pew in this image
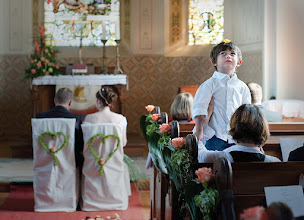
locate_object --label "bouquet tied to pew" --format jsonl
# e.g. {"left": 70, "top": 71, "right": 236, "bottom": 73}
{"left": 25, "top": 23, "right": 62, "bottom": 80}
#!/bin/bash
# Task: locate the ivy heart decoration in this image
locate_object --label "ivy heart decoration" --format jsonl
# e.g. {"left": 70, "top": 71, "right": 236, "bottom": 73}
{"left": 39, "top": 131, "right": 68, "bottom": 166}
{"left": 88, "top": 134, "right": 120, "bottom": 176}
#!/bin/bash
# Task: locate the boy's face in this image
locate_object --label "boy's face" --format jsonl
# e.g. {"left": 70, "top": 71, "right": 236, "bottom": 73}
{"left": 212, "top": 48, "right": 242, "bottom": 74}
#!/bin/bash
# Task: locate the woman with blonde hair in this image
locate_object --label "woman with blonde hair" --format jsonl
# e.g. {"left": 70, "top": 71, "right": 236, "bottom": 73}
{"left": 170, "top": 92, "right": 194, "bottom": 122}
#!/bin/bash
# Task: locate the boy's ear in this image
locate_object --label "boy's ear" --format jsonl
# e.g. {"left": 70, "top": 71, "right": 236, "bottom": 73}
{"left": 237, "top": 59, "right": 242, "bottom": 67}
{"left": 211, "top": 59, "right": 217, "bottom": 66}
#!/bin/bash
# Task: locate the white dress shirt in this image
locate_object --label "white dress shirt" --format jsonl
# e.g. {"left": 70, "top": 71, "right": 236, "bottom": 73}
{"left": 198, "top": 143, "right": 281, "bottom": 163}
{"left": 192, "top": 71, "right": 251, "bottom": 143}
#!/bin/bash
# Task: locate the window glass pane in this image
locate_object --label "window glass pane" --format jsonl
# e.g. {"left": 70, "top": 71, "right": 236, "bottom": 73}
{"left": 188, "top": 0, "right": 224, "bottom": 45}
{"left": 44, "top": 0, "right": 120, "bottom": 47}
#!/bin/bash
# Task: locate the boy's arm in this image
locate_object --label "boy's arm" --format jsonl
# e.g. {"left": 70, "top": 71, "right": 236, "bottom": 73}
{"left": 194, "top": 115, "right": 207, "bottom": 141}
{"left": 243, "top": 85, "right": 252, "bottom": 104}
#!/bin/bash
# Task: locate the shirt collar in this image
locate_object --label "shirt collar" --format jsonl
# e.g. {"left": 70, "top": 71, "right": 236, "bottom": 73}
{"left": 213, "top": 71, "right": 238, "bottom": 80}
{"left": 224, "top": 144, "right": 264, "bottom": 154}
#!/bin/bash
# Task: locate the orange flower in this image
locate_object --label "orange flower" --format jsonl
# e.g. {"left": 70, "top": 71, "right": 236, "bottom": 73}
{"left": 240, "top": 206, "right": 267, "bottom": 220}
{"left": 100, "top": 159, "right": 105, "bottom": 165}
{"left": 31, "top": 69, "right": 36, "bottom": 74}
{"left": 51, "top": 147, "right": 56, "bottom": 153}
{"left": 195, "top": 167, "right": 213, "bottom": 183}
{"left": 145, "top": 105, "right": 155, "bottom": 112}
{"left": 151, "top": 113, "right": 161, "bottom": 121}
{"left": 171, "top": 137, "right": 185, "bottom": 149}
{"left": 55, "top": 65, "right": 59, "bottom": 69}
{"left": 159, "top": 123, "right": 171, "bottom": 134}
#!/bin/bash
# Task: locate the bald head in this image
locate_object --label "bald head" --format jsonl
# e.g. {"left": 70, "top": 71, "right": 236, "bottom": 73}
{"left": 247, "top": 82, "right": 263, "bottom": 104}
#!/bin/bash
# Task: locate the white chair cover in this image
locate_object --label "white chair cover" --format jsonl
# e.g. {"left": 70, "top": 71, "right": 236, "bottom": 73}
{"left": 81, "top": 123, "right": 129, "bottom": 211}
{"left": 31, "top": 118, "right": 77, "bottom": 212}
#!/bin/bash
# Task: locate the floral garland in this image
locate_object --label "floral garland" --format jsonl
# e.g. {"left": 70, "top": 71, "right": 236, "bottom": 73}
{"left": 88, "top": 133, "right": 120, "bottom": 177}
{"left": 140, "top": 104, "right": 220, "bottom": 220}
{"left": 39, "top": 131, "right": 68, "bottom": 166}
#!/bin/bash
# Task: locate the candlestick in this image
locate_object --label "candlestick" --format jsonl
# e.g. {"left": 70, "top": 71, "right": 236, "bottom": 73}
{"left": 100, "top": 39, "right": 108, "bottom": 74}
{"left": 102, "top": 23, "right": 107, "bottom": 40}
{"left": 115, "top": 22, "right": 120, "bottom": 40}
{"left": 114, "top": 39, "right": 123, "bottom": 75}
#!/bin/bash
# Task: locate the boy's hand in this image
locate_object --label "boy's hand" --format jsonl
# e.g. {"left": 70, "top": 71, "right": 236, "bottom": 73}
{"left": 207, "top": 97, "right": 214, "bottom": 123}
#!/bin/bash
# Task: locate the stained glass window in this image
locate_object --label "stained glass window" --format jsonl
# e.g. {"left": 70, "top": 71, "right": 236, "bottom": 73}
{"left": 188, "top": 0, "right": 224, "bottom": 45}
{"left": 44, "top": 0, "right": 120, "bottom": 47}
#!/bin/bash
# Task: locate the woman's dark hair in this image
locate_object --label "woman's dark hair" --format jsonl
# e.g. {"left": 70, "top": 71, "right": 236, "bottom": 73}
{"left": 96, "top": 86, "right": 117, "bottom": 106}
{"left": 229, "top": 104, "right": 269, "bottom": 146}
{"left": 266, "top": 202, "right": 294, "bottom": 220}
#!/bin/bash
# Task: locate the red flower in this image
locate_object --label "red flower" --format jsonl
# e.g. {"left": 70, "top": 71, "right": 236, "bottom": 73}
{"left": 240, "top": 206, "right": 267, "bottom": 220}
{"left": 171, "top": 137, "right": 185, "bottom": 149}
{"left": 195, "top": 167, "right": 213, "bottom": 183}
{"left": 159, "top": 124, "right": 171, "bottom": 134}
{"left": 151, "top": 114, "right": 161, "bottom": 121}
{"left": 52, "top": 52, "right": 56, "bottom": 56}
{"left": 47, "top": 0, "right": 52, "bottom": 3}
{"left": 45, "top": 71, "right": 50, "bottom": 75}
{"left": 39, "top": 23, "right": 45, "bottom": 39}
{"left": 145, "top": 105, "right": 155, "bottom": 112}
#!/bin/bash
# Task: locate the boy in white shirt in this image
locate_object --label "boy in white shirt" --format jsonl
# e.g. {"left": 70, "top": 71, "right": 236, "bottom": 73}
{"left": 193, "top": 40, "right": 251, "bottom": 150}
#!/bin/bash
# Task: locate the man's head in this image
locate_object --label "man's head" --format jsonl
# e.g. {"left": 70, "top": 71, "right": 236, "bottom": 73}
{"left": 247, "top": 82, "right": 263, "bottom": 104}
{"left": 54, "top": 88, "right": 73, "bottom": 109}
{"left": 210, "top": 41, "right": 242, "bottom": 72}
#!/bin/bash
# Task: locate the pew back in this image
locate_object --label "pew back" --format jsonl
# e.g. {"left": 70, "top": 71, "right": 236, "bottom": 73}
{"left": 214, "top": 157, "right": 304, "bottom": 220}
{"left": 178, "top": 85, "right": 200, "bottom": 98}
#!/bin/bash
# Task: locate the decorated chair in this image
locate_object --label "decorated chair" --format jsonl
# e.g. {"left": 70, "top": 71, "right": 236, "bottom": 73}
{"left": 31, "top": 118, "right": 77, "bottom": 212}
{"left": 81, "top": 123, "right": 130, "bottom": 211}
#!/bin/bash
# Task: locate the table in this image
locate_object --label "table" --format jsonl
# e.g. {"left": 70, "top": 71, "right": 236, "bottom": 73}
{"left": 262, "top": 99, "right": 304, "bottom": 118}
{"left": 31, "top": 75, "right": 128, "bottom": 117}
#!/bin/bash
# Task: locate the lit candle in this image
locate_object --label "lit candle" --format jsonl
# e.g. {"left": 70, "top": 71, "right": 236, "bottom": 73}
{"left": 102, "top": 23, "right": 106, "bottom": 40}
{"left": 115, "top": 22, "right": 120, "bottom": 40}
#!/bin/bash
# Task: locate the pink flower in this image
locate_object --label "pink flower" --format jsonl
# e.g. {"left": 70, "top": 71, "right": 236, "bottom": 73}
{"left": 240, "top": 206, "right": 267, "bottom": 220}
{"left": 51, "top": 147, "right": 56, "bottom": 153}
{"left": 45, "top": 59, "right": 49, "bottom": 64}
{"left": 40, "top": 57, "right": 45, "bottom": 62}
{"left": 44, "top": 48, "right": 49, "bottom": 53}
{"left": 159, "top": 123, "right": 171, "bottom": 134}
{"left": 171, "top": 137, "right": 185, "bottom": 149}
{"left": 100, "top": 159, "right": 105, "bottom": 165}
{"left": 31, "top": 69, "right": 36, "bottom": 74}
{"left": 145, "top": 105, "right": 155, "bottom": 112}
{"left": 45, "top": 71, "right": 49, "bottom": 75}
{"left": 151, "top": 114, "right": 161, "bottom": 121}
{"left": 30, "top": 60, "right": 34, "bottom": 64}
{"left": 37, "top": 62, "right": 42, "bottom": 68}
{"left": 195, "top": 167, "right": 213, "bottom": 183}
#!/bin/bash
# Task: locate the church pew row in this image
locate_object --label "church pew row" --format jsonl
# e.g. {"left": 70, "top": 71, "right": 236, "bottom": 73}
{"left": 179, "top": 122, "right": 304, "bottom": 160}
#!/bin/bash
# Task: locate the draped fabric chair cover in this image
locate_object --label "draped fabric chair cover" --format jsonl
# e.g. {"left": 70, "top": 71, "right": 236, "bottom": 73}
{"left": 81, "top": 123, "right": 129, "bottom": 211}
{"left": 31, "top": 118, "right": 77, "bottom": 212}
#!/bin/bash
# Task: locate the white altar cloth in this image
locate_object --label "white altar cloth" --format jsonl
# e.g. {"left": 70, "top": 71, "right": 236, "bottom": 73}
{"left": 32, "top": 75, "right": 128, "bottom": 90}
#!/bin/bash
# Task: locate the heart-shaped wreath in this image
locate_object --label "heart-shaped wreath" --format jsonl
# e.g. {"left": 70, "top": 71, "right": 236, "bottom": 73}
{"left": 39, "top": 131, "right": 68, "bottom": 166}
{"left": 88, "top": 134, "right": 120, "bottom": 177}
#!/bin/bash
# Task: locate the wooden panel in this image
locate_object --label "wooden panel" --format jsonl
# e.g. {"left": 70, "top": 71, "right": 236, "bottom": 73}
{"left": 178, "top": 85, "right": 199, "bottom": 98}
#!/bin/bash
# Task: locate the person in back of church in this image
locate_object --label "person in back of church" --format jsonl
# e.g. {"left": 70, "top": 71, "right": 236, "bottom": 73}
{"left": 198, "top": 104, "right": 281, "bottom": 163}
{"left": 84, "top": 86, "right": 127, "bottom": 147}
{"left": 36, "top": 88, "right": 84, "bottom": 172}
{"left": 170, "top": 92, "right": 194, "bottom": 123}
{"left": 247, "top": 82, "right": 283, "bottom": 122}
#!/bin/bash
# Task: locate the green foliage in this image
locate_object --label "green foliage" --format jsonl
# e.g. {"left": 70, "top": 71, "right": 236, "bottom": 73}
{"left": 158, "top": 134, "right": 171, "bottom": 151}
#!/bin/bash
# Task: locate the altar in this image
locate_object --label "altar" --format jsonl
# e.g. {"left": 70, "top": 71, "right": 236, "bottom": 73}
{"left": 31, "top": 75, "right": 128, "bottom": 118}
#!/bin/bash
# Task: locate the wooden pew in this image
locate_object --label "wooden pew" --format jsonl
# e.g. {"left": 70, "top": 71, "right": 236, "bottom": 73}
{"left": 178, "top": 122, "right": 304, "bottom": 160}
{"left": 214, "top": 157, "right": 304, "bottom": 220}
{"left": 178, "top": 85, "right": 200, "bottom": 98}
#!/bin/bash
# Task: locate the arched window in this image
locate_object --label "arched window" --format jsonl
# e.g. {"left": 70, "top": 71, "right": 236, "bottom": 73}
{"left": 44, "top": 0, "right": 120, "bottom": 47}
{"left": 188, "top": 0, "right": 224, "bottom": 45}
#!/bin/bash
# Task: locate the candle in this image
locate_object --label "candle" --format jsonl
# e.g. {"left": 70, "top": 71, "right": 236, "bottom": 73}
{"left": 115, "top": 22, "right": 120, "bottom": 40}
{"left": 102, "top": 23, "right": 106, "bottom": 40}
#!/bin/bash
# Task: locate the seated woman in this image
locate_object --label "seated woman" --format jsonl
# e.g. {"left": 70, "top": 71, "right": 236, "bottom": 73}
{"left": 84, "top": 86, "right": 127, "bottom": 147}
{"left": 198, "top": 104, "right": 281, "bottom": 163}
{"left": 170, "top": 92, "right": 194, "bottom": 122}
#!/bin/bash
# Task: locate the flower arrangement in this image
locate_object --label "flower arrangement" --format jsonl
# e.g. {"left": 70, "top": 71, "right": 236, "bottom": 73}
{"left": 24, "top": 23, "right": 62, "bottom": 79}
{"left": 194, "top": 167, "right": 220, "bottom": 220}
{"left": 240, "top": 206, "right": 267, "bottom": 220}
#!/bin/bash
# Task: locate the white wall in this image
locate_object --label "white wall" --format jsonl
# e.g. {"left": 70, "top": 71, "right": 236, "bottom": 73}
{"left": 276, "top": 0, "right": 304, "bottom": 99}
{"left": 0, "top": 0, "right": 32, "bottom": 55}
